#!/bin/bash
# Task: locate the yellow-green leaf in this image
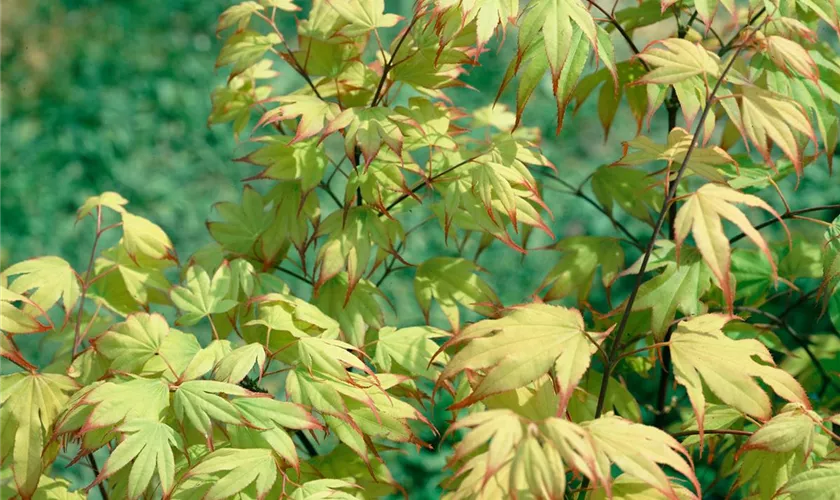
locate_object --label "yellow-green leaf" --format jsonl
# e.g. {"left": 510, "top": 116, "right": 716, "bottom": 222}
{"left": 674, "top": 183, "right": 784, "bottom": 309}
{"left": 440, "top": 303, "right": 609, "bottom": 411}
{"left": 670, "top": 314, "right": 810, "bottom": 440}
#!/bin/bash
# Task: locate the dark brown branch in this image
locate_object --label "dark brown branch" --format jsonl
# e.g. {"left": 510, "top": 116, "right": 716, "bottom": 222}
{"left": 318, "top": 182, "right": 344, "bottom": 209}
{"left": 719, "top": 7, "right": 766, "bottom": 56}
{"left": 591, "top": 34, "right": 753, "bottom": 421}
{"left": 671, "top": 429, "right": 753, "bottom": 438}
{"left": 590, "top": 1, "right": 650, "bottom": 71}
{"left": 371, "top": 14, "right": 421, "bottom": 106}
{"left": 295, "top": 430, "right": 319, "bottom": 457}
{"left": 542, "top": 172, "right": 644, "bottom": 250}
{"left": 88, "top": 454, "right": 109, "bottom": 500}
{"left": 381, "top": 154, "right": 482, "bottom": 215}
{"left": 729, "top": 204, "right": 840, "bottom": 244}
{"left": 738, "top": 306, "right": 840, "bottom": 397}
{"left": 276, "top": 265, "right": 313, "bottom": 285}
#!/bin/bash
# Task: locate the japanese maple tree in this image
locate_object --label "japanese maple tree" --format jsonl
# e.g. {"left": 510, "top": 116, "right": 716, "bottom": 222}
{"left": 3, "top": 0, "right": 840, "bottom": 498}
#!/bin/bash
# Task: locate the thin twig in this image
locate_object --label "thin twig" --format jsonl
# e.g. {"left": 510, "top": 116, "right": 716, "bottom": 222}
{"left": 591, "top": 31, "right": 755, "bottom": 422}
{"left": 276, "top": 266, "right": 313, "bottom": 285}
{"left": 729, "top": 204, "right": 840, "bottom": 244}
{"left": 318, "top": 182, "right": 344, "bottom": 208}
{"left": 590, "top": 1, "right": 650, "bottom": 71}
{"left": 542, "top": 173, "right": 644, "bottom": 249}
{"left": 88, "top": 454, "right": 109, "bottom": 500}
{"left": 371, "top": 14, "right": 421, "bottom": 106}
{"left": 739, "top": 306, "right": 840, "bottom": 397}
{"left": 671, "top": 429, "right": 753, "bottom": 438}
{"left": 295, "top": 430, "right": 319, "bottom": 457}
{"left": 719, "top": 7, "right": 766, "bottom": 56}
{"left": 73, "top": 208, "right": 108, "bottom": 358}
{"left": 382, "top": 154, "right": 483, "bottom": 215}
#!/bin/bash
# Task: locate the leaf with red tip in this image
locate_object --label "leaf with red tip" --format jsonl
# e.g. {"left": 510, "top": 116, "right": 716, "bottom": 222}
{"left": 674, "top": 183, "right": 785, "bottom": 310}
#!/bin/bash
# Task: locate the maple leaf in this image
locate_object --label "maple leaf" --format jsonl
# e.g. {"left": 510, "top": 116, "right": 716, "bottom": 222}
{"left": 238, "top": 136, "right": 328, "bottom": 191}
{"left": 669, "top": 314, "right": 810, "bottom": 440}
{"left": 448, "top": 0, "right": 519, "bottom": 49}
{"left": 778, "top": 462, "right": 840, "bottom": 499}
{"left": 324, "top": 106, "right": 415, "bottom": 167}
{"left": 414, "top": 257, "right": 498, "bottom": 332}
{"left": 374, "top": 326, "right": 451, "bottom": 379}
{"left": 93, "top": 313, "right": 171, "bottom": 373}
{"left": 616, "top": 127, "right": 736, "bottom": 182}
{"left": 722, "top": 86, "right": 816, "bottom": 175}
{"left": 77, "top": 191, "right": 128, "bottom": 220}
{"left": 230, "top": 397, "right": 322, "bottom": 470}
{"left": 90, "top": 420, "right": 183, "bottom": 500}
{"left": 172, "top": 380, "right": 253, "bottom": 444}
{"left": 315, "top": 207, "right": 403, "bottom": 300}
{"left": 674, "top": 183, "right": 785, "bottom": 310}
{"left": 314, "top": 274, "right": 385, "bottom": 347}
{"left": 631, "top": 245, "right": 715, "bottom": 338}
{"left": 439, "top": 303, "right": 610, "bottom": 411}
{"left": 2, "top": 256, "right": 80, "bottom": 316}
{"left": 257, "top": 95, "right": 341, "bottom": 143}
{"left": 121, "top": 212, "right": 178, "bottom": 262}
{"left": 583, "top": 415, "right": 700, "bottom": 498}
{"left": 327, "top": 0, "right": 401, "bottom": 37}
{"left": 1, "top": 373, "right": 78, "bottom": 498}
{"left": 538, "top": 236, "right": 624, "bottom": 304}
{"left": 637, "top": 38, "right": 720, "bottom": 85}
{"left": 738, "top": 404, "right": 823, "bottom": 457}
{"left": 182, "top": 448, "right": 278, "bottom": 500}
{"left": 499, "top": 0, "right": 614, "bottom": 131}
{"left": 216, "top": 30, "right": 282, "bottom": 77}
{"left": 55, "top": 378, "right": 170, "bottom": 437}
{"left": 213, "top": 343, "right": 267, "bottom": 384}
{"left": 170, "top": 264, "right": 239, "bottom": 327}
{"left": 591, "top": 165, "right": 661, "bottom": 224}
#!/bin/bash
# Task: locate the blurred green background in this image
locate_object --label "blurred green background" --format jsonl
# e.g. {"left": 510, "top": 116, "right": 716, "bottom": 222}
{"left": 2, "top": 0, "right": 837, "bottom": 498}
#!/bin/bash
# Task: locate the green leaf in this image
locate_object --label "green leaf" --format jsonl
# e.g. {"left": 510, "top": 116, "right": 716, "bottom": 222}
{"left": 637, "top": 38, "right": 720, "bottom": 85}
{"left": 632, "top": 247, "right": 715, "bottom": 338}
{"left": 616, "top": 127, "right": 735, "bottom": 182}
{"left": 327, "top": 0, "right": 401, "bottom": 37}
{"left": 216, "top": 30, "right": 282, "bottom": 77}
{"left": 440, "top": 304, "right": 609, "bottom": 411}
{"left": 56, "top": 378, "right": 169, "bottom": 435}
{"left": 213, "top": 343, "right": 266, "bottom": 384}
{"left": 186, "top": 448, "right": 278, "bottom": 500}
{"left": 173, "top": 380, "right": 252, "bottom": 441}
{"left": 778, "top": 462, "right": 840, "bottom": 499}
{"left": 238, "top": 136, "right": 328, "bottom": 191}
{"left": 1, "top": 373, "right": 77, "bottom": 498}
{"left": 414, "top": 257, "right": 498, "bottom": 331}
{"left": 258, "top": 95, "right": 340, "bottom": 143}
{"left": 591, "top": 165, "right": 660, "bottom": 223}
{"left": 538, "top": 236, "right": 624, "bottom": 303}
{"left": 121, "top": 212, "right": 177, "bottom": 262}
{"left": 77, "top": 191, "right": 128, "bottom": 220}
{"left": 92, "top": 420, "right": 182, "bottom": 499}
{"left": 3, "top": 256, "right": 80, "bottom": 315}
{"left": 230, "top": 398, "right": 321, "bottom": 470}
{"left": 170, "top": 264, "right": 239, "bottom": 326}
{"left": 670, "top": 314, "right": 810, "bottom": 439}
{"left": 288, "top": 479, "right": 358, "bottom": 500}
{"left": 93, "top": 313, "right": 170, "bottom": 373}
{"left": 313, "top": 274, "right": 386, "bottom": 348}
{"left": 583, "top": 415, "right": 700, "bottom": 497}
{"left": 373, "top": 326, "right": 450, "bottom": 379}
{"left": 674, "top": 183, "right": 783, "bottom": 309}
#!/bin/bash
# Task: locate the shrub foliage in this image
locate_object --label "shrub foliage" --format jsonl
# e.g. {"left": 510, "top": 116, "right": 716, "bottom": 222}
{"left": 3, "top": 0, "right": 840, "bottom": 498}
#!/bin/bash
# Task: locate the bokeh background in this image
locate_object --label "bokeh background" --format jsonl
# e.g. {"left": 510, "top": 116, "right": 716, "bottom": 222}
{"left": 2, "top": 0, "right": 837, "bottom": 498}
